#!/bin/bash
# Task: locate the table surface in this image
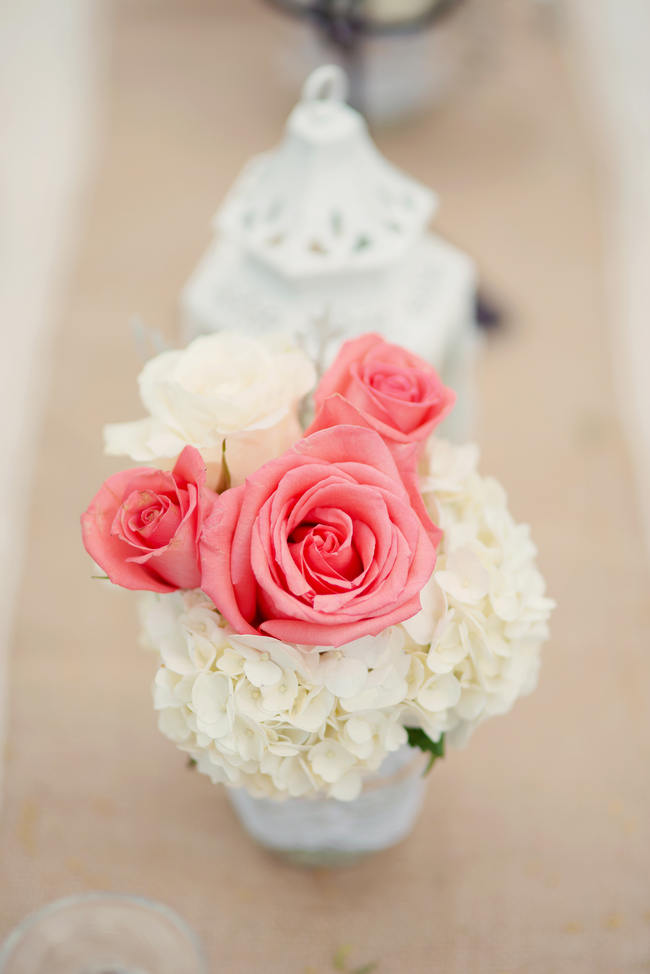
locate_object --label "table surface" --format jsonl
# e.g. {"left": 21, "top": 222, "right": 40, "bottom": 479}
{"left": 1, "top": 2, "right": 649, "bottom": 971}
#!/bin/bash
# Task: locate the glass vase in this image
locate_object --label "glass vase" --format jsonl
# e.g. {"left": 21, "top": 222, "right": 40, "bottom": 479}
{"left": 0, "top": 894, "right": 207, "bottom": 974}
{"left": 228, "top": 745, "right": 426, "bottom": 866}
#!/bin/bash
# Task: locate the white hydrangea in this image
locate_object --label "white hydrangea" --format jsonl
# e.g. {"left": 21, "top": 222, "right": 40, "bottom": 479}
{"left": 140, "top": 438, "right": 554, "bottom": 800}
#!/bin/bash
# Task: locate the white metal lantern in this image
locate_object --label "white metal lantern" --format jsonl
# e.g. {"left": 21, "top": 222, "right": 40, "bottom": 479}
{"left": 181, "top": 65, "right": 477, "bottom": 438}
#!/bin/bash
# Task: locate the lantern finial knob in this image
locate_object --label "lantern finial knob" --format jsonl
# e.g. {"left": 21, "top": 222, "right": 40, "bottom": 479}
{"left": 301, "top": 65, "right": 348, "bottom": 105}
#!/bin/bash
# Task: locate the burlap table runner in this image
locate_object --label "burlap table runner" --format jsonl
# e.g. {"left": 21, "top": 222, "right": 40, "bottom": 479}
{"left": 1, "top": 2, "right": 648, "bottom": 971}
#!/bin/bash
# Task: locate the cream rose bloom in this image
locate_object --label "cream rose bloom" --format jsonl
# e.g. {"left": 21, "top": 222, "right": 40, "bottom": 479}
{"left": 104, "top": 332, "right": 316, "bottom": 488}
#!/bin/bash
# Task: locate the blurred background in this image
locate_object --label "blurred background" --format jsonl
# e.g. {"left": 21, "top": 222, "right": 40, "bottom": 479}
{"left": 1, "top": 1, "right": 649, "bottom": 970}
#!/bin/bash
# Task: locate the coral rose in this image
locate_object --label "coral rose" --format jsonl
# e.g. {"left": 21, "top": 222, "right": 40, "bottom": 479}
{"left": 314, "top": 333, "right": 455, "bottom": 448}
{"left": 199, "top": 426, "right": 440, "bottom": 647}
{"left": 82, "top": 446, "right": 213, "bottom": 592}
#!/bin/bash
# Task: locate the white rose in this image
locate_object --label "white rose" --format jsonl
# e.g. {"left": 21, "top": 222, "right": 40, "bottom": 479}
{"left": 104, "top": 331, "right": 316, "bottom": 488}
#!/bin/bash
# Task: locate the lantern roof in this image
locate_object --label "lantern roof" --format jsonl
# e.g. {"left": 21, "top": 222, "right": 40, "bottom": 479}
{"left": 216, "top": 65, "right": 436, "bottom": 279}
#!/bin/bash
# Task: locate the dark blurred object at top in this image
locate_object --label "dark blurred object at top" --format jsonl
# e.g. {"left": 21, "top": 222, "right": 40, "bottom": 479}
{"left": 265, "top": 0, "right": 463, "bottom": 43}
{"left": 265, "top": 0, "right": 466, "bottom": 118}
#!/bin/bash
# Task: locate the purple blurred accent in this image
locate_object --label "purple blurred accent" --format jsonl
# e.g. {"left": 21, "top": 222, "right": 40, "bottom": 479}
{"left": 475, "top": 289, "right": 505, "bottom": 332}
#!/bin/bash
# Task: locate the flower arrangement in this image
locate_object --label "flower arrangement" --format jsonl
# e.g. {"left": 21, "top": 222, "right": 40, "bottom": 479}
{"left": 82, "top": 331, "right": 553, "bottom": 802}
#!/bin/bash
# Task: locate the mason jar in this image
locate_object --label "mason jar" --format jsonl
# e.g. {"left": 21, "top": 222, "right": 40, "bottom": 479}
{"left": 228, "top": 745, "right": 426, "bottom": 866}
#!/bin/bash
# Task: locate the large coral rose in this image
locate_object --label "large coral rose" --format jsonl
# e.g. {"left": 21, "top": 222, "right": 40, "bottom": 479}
{"left": 199, "top": 426, "right": 440, "bottom": 647}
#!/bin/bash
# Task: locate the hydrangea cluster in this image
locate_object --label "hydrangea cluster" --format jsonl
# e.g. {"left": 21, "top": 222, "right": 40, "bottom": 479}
{"left": 141, "top": 437, "right": 554, "bottom": 801}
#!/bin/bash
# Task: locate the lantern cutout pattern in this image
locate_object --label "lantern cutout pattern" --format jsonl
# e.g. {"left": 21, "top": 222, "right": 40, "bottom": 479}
{"left": 181, "top": 65, "right": 477, "bottom": 438}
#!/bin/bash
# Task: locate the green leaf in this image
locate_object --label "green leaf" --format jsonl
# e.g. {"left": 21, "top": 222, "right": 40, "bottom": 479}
{"left": 333, "top": 945, "right": 352, "bottom": 971}
{"left": 351, "top": 964, "right": 378, "bottom": 974}
{"left": 405, "top": 727, "right": 445, "bottom": 774}
{"left": 221, "top": 439, "right": 231, "bottom": 491}
{"left": 186, "top": 757, "right": 197, "bottom": 770}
